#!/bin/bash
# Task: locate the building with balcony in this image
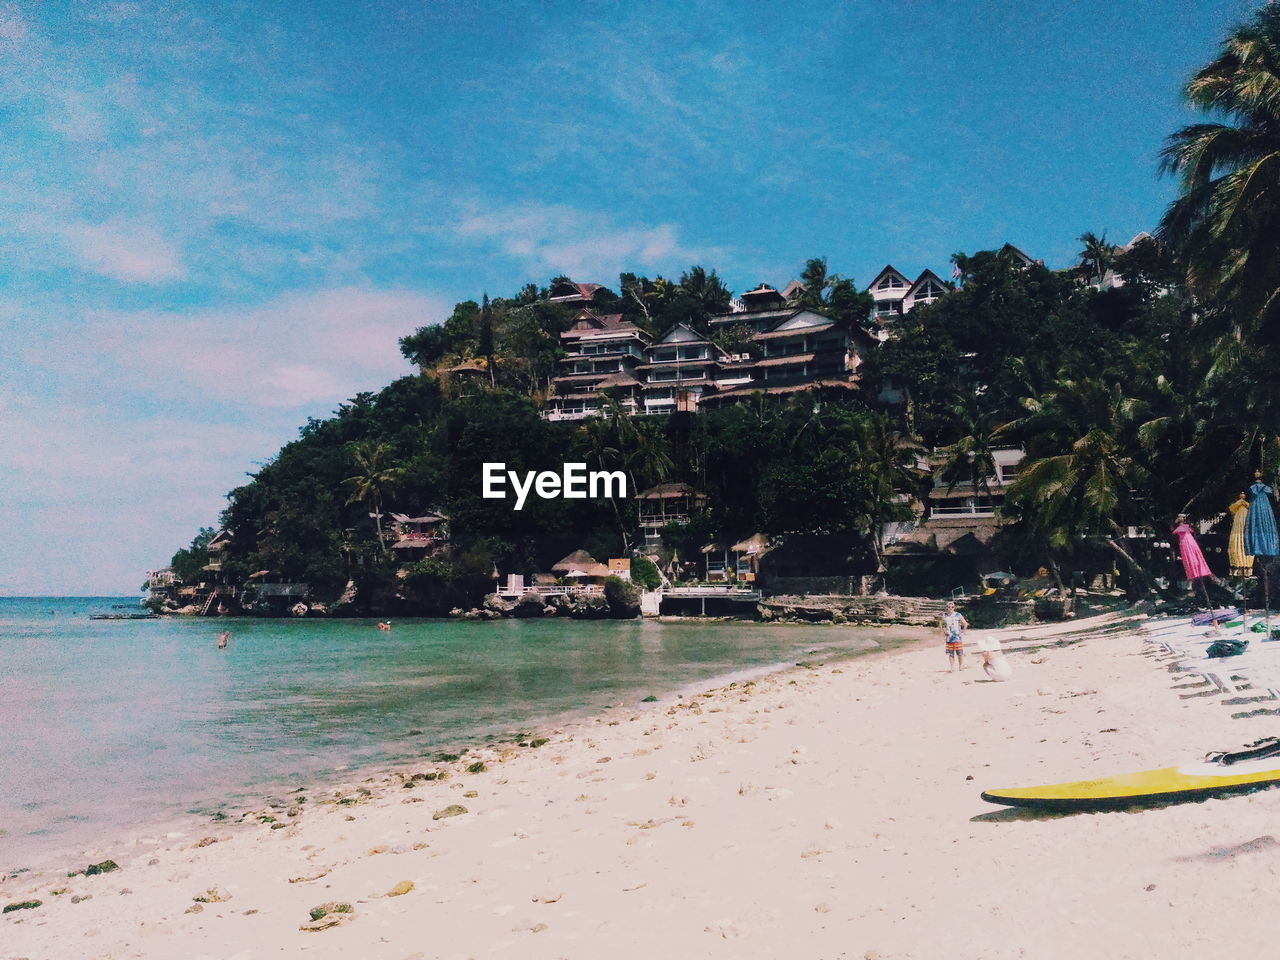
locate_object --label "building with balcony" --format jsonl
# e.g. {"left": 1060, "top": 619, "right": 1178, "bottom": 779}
{"left": 869, "top": 265, "right": 953, "bottom": 326}
{"left": 701, "top": 309, "right": 873, "bottom": 405}
{"left": 636, "top": 482, "right": 707, "bottom": 545}
{"left": 883, "top": 447, "right": 1028, "bottom": 587}
{"left": 546, "top": 309, "right": 651, "bottom": 421}
{"left": 638, "top": 324, "right": 726, "bottom": 414}
{"left": 388, "top": 512, "right": 448, "bottom": 560}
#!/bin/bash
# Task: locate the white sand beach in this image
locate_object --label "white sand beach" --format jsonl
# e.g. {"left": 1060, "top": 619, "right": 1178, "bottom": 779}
{"left": 5, "top": 613, "right": 1280, "bottom": 960}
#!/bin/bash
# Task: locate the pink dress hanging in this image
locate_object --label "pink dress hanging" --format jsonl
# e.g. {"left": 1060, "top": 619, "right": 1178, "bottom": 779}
{"left": 1173, "top": 522, "right": 1212, "bottom": 580}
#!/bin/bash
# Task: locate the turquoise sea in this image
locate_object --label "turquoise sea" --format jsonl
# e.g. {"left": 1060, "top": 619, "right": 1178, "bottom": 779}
{"left": 0, "top": 596, "right": 902, "bottom": 871}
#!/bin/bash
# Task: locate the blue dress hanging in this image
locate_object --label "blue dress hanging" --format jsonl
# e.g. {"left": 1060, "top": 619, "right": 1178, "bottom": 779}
{"left": 1245, "top": 481, "right": 1280, "bottom": 557}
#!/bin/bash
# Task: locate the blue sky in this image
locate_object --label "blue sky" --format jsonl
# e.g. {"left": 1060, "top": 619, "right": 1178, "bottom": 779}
{"left": 0, "top": 0, "right": 1255, "bottom": 594}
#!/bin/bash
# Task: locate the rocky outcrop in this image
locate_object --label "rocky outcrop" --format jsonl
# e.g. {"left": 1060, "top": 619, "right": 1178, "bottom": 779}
{"left": 759, "top": 595, "right": 956, "bottom": 626}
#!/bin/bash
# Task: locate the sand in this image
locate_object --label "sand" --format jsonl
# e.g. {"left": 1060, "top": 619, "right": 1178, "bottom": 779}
{"left": 5, "top": 612, "right": 1280, "bottom": 960}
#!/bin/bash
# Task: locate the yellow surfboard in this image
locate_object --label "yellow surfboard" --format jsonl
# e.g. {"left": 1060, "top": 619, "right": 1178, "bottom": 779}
{"left": 982, "top": 746, "right": 1280, "bottom": 811}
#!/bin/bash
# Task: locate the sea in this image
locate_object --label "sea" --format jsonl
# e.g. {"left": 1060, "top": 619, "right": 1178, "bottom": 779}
{"left": 0, "top": 596, "right": 907, "bottom": 871}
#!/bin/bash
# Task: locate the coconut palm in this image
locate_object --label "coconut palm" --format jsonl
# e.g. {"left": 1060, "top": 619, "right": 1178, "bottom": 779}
{"left": 1005, "top": 379, "right": 1155, "bottom": 593}
{"left": 851, "top": 414, "right": 921, "bottom": 571}
{"left": 343, "top": 440, "right": 405, "bottom": 555}
{"left": 936, "top": 393, "right": 1003, "bottom": 502}
{"left": 1077, "top": 231, "right": 1117, "bottom": 286}
{"left": 1159, "top": 4, "right": 1280, "bottom": 342}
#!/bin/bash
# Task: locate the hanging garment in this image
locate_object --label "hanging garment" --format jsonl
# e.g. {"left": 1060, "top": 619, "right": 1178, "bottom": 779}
{"left": 1245, "top": 482, "right": 1280, "bottom": 557}
{"left": 1173, "top": 522, "right": 1212, "bottom": 580}
{"left": 1229, "top": 498, "right": 1255, "bottom": 575}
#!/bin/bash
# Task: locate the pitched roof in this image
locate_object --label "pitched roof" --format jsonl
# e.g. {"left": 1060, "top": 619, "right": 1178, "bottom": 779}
{"left": 907, "top": 269, "right": 947, "bottom": 296}
{"left": 636, "top": 481, "right": 704, "bottom": 500}
{"left": 654, "top": 322, "right": 710, "bottom": 345}
{"left": 549, "top": 281, "right": 605, "bottom": 302}
{"left": 594, "top": 371, "right": 642, "bottom": 388}
{"left": 999, "top": 243, "right": 1035, "bottom": 266}
{"left": 567, "top": 310, "right": 628, "bottom": 331}
{"left": 870, "top": 264, "right": 911, "bottom": 288}
{"left": 553, "top": 549, "right": 601, "bottom": 571}
{"left": 754, "top": 310, "right": 836, "bottom": 339}
{"left": 731, "top": 532, "right": 772, "bottom": 554}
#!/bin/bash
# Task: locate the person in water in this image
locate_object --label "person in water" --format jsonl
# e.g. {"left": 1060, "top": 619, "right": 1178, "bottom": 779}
{"left": 377, "top": 621, "right": 392, "bottom": 631}
{"left": 217, "top": 631, "right": 229, "bottom": 649}
{"left": 941, "top": 601, "right": 968, "bottom": 671}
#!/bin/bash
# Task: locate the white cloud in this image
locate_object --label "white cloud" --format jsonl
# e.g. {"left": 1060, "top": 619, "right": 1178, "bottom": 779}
{"left": 0, "top": 283, "right": 447, "bottom": 593}
{"left": 94, "top": 286, "right": 445, "bottom": 410}
{"left": 64, "top": 218, "right": 185, "bottom": 282}
{"left": 456, "top": 202, "right": 715, "bottom": 280}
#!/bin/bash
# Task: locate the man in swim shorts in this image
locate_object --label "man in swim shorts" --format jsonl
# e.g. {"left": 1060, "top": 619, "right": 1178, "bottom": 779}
{"left": 941, "top": 601, "right": 968, "bottom": 671}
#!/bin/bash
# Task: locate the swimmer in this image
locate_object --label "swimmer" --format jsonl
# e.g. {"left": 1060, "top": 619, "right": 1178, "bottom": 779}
{"left": 217, "top": 630, "right": 230, "bottom": 649}
{"left": 377, "top": 621, "right": 392, "bottom": 631}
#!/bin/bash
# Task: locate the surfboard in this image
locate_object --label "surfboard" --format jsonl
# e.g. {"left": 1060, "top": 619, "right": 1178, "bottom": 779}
{"left": 982, "top": 741, "right": 1280, "bottom": 811}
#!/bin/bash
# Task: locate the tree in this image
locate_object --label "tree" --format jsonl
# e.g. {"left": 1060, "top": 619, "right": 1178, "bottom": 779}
{"left": 171, "top": 527, "right": 217, "bottom": 583}
{"left": 852, "top": 413, "right": 920, "bottom": 571}
{"left": 1159, "top": 4, "right": 1280, "bottom": 344}
{"left": 1003, "top": 379, "right": 1154, "bottom": 594}
{"left": 936, "top": 394, "right": 1002, "bottom": 503}
{"left": 678, "top": 266, "right": 732, "bottom": 318}
{"left": 479, "top": 292, "right": 496, "bottom": 387}
{"left": 343, "top": 441, "right": 405, "bottom": 555}
{"left": 1077, "top": 231, "right": 1117, "bottom": 286}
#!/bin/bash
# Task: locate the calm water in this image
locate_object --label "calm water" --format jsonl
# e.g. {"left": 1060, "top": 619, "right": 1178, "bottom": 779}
{"left": 0, "top": 597, "right": 900, "bottom": 869}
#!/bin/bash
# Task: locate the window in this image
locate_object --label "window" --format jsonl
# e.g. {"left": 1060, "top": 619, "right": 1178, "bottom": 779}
{"left": 878, "top": 275, "right": 906, "bottom": 290}
{"left": 915, "top": 282, "right": 943, "bottom": 303}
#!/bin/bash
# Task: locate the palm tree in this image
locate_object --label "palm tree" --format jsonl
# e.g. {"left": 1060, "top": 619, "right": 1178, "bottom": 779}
{"left": 1004, "top": 379, "right": 1154, "bottom": 594}
{"left": 936, "top": 394, "right": 1002, "bottom": 503}
{"left": 1077, "top": 231, "right": 1116, "bottom": 286}
{"left": 852, "top": 414, "right": 921, "bottom": 572}
{"left": 1159, "top": 4, "right": 1280, "bottom": 342}
{"left": 479, "top": 292, "right": 497, "bottom": 387}
{"left": 678, "top": 266, "right": 732, "bottom": 318}
{"left": 343, "top": 440, "right": 405, "bottom": 555}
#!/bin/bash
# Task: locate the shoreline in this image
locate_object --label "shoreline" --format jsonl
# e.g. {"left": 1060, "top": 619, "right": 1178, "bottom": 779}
{"left": 12, "top": 610, "right": 1280, "bottom": 958}
{"left": 1, "top": 624, "right": 926, "bottom": 880}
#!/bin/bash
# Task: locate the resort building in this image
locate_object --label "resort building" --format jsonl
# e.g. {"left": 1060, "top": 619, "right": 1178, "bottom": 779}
{"left": 637, "top": 324, "right": 728, "bottom": 414}
{"left": 868, "top": 265, "right": 952, "bottom": 326}
{"left": 703, "top": 309, "right": 872, "bottom": 405}
{"left": 883, "top": 447, "right": 1028, "bottom": 587}
{"left": 546, "top": 309, "right": 652, "bottom": 421}
{"left": 636, "top": 482, "right": 706, "bottom": 545}
{"left": 388, "top": 512, "right": 449, "bottom": 560}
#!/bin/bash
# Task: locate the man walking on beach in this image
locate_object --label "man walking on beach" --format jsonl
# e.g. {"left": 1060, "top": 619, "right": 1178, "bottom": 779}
{"left": 942, "top": 601, "right": 968, "bottom": 671}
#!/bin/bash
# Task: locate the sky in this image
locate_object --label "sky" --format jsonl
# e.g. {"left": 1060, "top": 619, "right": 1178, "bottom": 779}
{"left": 0, "top": 0, "right": 1257, "bottom": 595}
